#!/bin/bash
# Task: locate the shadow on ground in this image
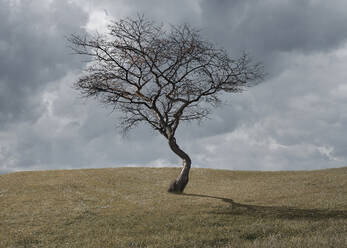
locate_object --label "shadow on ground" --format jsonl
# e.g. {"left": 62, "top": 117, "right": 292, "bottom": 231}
{"left": 182, "top": 193, "right": 347, "bottom": 220}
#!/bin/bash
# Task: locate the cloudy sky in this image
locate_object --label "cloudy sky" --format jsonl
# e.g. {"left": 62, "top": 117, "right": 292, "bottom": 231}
{"left": 1, "top": 0, "right": 347, "bottom": 174}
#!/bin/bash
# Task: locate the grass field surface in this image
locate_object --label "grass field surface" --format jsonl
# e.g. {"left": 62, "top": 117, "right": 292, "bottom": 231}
{"left": 1, "top": 167, "right": 346, "bottom": 247}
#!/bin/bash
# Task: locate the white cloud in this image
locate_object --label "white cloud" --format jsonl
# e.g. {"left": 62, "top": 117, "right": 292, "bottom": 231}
{"left": 84, "top": 10, "right": 112, "bottom": 33}
{"left": 187, "top": 41, "right": 347, "bottom": 170}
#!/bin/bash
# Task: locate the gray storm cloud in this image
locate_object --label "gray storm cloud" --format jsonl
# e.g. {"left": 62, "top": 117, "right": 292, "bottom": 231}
{"left": 0, "top": 0, "right": 346, "bottom": 173}
{"left": 0, "top": 0, "right": 87, "bottom": 127}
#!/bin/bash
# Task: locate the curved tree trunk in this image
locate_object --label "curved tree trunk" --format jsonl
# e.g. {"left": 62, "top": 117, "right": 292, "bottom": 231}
{"left": 167, "top": 137, "right": 191, "bottom": 193}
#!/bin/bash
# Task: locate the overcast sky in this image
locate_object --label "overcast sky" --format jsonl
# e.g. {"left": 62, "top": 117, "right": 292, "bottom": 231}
{"left": 1, "top": 0, "right": 347, "bottom": 174}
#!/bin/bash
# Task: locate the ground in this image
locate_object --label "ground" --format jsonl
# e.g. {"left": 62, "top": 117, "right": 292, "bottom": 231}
{"left": 0, "top": 166, "right": 346, "bottom": 247}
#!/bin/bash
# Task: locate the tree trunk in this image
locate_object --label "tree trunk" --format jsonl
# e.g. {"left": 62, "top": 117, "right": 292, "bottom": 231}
{"left": 167, "top": 137, "right": 191, "bottom": 193}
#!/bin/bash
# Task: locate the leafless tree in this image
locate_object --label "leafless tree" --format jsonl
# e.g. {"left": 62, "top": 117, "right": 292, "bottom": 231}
{"left": 68, "top": 15, "right": 264, "bottom": 193}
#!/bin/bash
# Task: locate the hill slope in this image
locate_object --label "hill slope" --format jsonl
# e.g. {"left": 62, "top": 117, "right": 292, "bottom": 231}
{"left": 1, "top": 167, "right": 347, "bottom": 247}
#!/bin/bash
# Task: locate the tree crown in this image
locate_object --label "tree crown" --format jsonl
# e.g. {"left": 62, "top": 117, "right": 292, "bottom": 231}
{"left": 69, "top": 15, "right": 264, "bottom": 139}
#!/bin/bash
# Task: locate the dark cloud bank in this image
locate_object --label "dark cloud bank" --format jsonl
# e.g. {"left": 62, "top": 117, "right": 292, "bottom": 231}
{"left": 0, "top": 0, "right": 346, "bottom": 174}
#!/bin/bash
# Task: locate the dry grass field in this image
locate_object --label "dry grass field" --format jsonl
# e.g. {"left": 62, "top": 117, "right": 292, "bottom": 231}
{"left": 0, "top": 166, "right": 346, "bottom": 247}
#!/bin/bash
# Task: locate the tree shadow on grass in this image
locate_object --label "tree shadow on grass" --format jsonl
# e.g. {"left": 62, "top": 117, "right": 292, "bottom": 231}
{"left": 183, "top": 193, "right": 347, "bottom": 220}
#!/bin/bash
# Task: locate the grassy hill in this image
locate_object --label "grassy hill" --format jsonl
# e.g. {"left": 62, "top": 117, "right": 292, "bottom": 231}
{"left": 1, "top": 167, "right": 347, "bottom": 247}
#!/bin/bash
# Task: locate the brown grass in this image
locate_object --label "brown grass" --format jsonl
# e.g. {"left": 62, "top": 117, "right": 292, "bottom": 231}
{"left": 0, "top": 166, "right": 346, "bottom": 247}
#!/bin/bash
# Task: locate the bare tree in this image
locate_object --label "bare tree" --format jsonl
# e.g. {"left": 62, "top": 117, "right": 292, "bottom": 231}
{"left": 68, "top": 15, "right": 264, "bottom": 193}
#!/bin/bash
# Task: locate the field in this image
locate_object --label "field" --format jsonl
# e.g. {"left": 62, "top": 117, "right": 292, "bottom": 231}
{"left": 1, "top": 166, "right": 346, "bottom": 247}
